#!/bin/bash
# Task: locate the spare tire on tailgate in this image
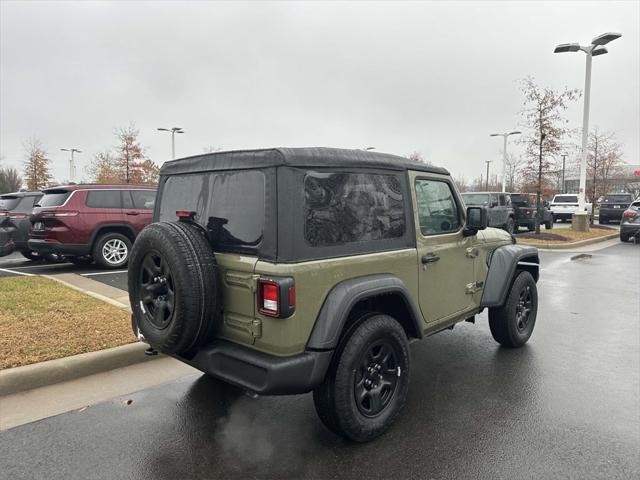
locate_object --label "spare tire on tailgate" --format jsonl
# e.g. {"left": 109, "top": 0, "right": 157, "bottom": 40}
{"left": 128, "top": 221, "right": 221, "bottom": 354}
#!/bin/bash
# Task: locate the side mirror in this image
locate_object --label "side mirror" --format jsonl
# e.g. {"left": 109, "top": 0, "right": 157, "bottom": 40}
{"left": 463, "top": 206, "right": 488, "bottom": 237}
{"left": 490, "top": 200, "right": 498, "bottom": 208}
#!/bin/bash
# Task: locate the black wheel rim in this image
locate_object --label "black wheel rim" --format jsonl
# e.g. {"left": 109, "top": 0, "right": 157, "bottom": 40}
{"left": 354, "top": 339, "right": 399, "bottom": 418}
{"left": 515, "top": 284, "right": 533, "bottom": 333}
{"left": 138, "top": 251, "right": 175, "bottom": 329}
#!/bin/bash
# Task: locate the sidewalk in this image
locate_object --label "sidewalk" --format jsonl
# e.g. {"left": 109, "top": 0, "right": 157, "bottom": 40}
{"left": 44, "top": 272, "right": 131, "bottom": 311}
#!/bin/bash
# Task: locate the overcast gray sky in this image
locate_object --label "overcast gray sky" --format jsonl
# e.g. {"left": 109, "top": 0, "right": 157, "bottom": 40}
{"left": 1, "top": 0, "right": 638, "bottom": 183}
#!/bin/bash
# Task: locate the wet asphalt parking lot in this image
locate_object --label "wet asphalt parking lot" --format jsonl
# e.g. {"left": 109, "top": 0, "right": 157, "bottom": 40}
{"left": 1, "top": 241, "right": 639, "bottom": 479}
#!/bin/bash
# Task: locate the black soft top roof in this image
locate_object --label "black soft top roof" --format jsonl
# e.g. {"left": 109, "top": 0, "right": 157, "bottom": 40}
{"left": 160, "top": 147, "right": 449, "bottom": 176}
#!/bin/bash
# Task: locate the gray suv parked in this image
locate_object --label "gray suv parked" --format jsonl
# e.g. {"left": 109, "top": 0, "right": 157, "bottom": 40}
{"left": 461, "top": 192, "right": 515, "bottom": 234}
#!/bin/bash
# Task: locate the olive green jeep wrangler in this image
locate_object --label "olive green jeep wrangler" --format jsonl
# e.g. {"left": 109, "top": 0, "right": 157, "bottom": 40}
{"left": 128, "top": 147, "right": 539, "bottom": 442}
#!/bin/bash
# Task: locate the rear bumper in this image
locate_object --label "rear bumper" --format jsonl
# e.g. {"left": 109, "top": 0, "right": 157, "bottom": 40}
{"left": 173, "top": 340, "right": 333, "bottom": 395}
{"left": 599, "top": 208, "right": 625, "bottom": 221}
{"left": 620, "top": 223, "right": 640, "bottom": 237}
{"left": 28, "top": 239, "right": 91, "bottom": 256}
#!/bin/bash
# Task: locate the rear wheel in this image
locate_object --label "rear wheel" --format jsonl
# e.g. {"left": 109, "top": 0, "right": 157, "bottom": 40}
{"left": 489, "top": 270, "right": 538, "bottom": 348}
{"left": 93, "top": 233, "right": 132, "bottom": 269}
{"left": 313, "top": 314, "right": 410, "bottom": 442}
{"left": 67, "top": 255, "right": 93, "bottom": 266}
{"left": 620, "top": 232, "right": 630, "bottom": 242}
{"left": 20, "top": 250, "right": 41, "bottom": 261}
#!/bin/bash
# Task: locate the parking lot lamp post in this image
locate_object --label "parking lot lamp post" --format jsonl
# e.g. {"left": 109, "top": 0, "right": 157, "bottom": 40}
{"left": 60, "top": 148, "right": 81, "bottom": 182}
{"left": 157, "top": 127, "right": 184, "bottom": 159}
{"left": 561, "top": 153, "right": 567, "bottom": 193}
{"left": 490, "top": 131, "right": 521, "bottom": 192}
{"left": 535, "top": 133, "right": 546, "bottom": 234}
{"left": 554, "top": 32, "right": 621, "bottom": 230}
{"left": 485, "top": 160, "right": 491, "bottom": 191}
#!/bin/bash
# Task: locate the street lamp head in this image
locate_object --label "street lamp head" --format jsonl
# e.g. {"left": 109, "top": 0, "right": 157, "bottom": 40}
{"left": 172, "top": 127, "right": 183, "bottom": 132}
{"left": 509, "top": 131, "right": 522, "bottom": 136}
{"left": 60, "top": 148, "right": 69, "bottom": 152}
{"left": 592, "top": 46, "right": 608, "bottom": 57}
{"left": 591, "top": 32, "right": 622, "bottom": 46}
{"left": 157, "top": 128, "right": 169, "bottom": 132}
{"left": 489, "top": 133, "right": 500, "bottom": 137}
{"left": 554, "top": 43, "right": 581, "bottom": 53}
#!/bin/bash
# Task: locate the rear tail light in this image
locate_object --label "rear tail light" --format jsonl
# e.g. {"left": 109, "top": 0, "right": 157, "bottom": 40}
{"left": 41, "top": 210, "right": 79, "bottom": 217}
{"left": 0, "top": 211, "right": 8, "bottom": 217}
{"left": 623, "top": 210, "right": 638, "bottom": 219}
{"left": 257, "top": 277, "right": 295, "bottom": 318}
{"left": 9, "top": 213, "right": 27, "bottom": 220}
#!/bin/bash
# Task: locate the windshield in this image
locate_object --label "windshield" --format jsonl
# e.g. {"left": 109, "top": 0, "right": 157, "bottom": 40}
{"left": 510, "top": 194, "right": 531, "bottom": 206}
{"left": 603, "top": 195, "right": 633, "bottom": 203}
{"left": 462, "top": 193, "right": 489, "bottom": 206}
{"left": 553, "top": 195, "right": 578, "bottom": 203}
{"left": 0, "top": 196, "right": 20, "bottom": 210}
{"left": 36, "top": 190, "right": 71, "bottom": 207}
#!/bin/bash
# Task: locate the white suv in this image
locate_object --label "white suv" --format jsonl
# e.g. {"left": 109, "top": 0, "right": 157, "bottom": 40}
{"left": 550, "top": 194, "right": 592, "bottom": 222}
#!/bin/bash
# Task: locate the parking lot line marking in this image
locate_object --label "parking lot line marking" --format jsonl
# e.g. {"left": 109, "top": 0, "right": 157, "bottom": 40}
{"left": 0, "top": 268, "right": 35, "bottom": 277}
{"left": 81, "top": 270, "right": 128, "bottom": 276}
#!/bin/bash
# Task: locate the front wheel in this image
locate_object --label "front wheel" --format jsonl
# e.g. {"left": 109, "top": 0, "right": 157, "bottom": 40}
{"left": 313, "top": 314, "right": 410, "bottom": 442}
{"left": 544, "top": 219, "right": 553, "bottom": 230}
{"left": 489, "top": 270, "right": 538, "bottom": 348}
{"left": 504, "top": 218, "right": 515, "bottom": 234}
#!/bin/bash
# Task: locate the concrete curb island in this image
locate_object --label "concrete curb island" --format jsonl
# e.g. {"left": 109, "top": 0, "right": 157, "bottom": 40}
{"left": 0, "top": 342, "right": 160, "bottom": 397}
{"left": 517, "top": 232, "right": 619, "bottom": 250}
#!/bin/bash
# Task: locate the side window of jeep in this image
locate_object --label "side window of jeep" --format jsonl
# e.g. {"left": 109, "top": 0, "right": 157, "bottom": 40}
{"left": 414, "top": 179, "right": 461, "bottom": 235}
{"left": 304, "top": 172, "right": 405, "bottom": 247}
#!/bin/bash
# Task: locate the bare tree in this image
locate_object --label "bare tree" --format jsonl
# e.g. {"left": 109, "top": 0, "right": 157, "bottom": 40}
{"left": 518, "top": 77, "right": 580, "bottom": 233}
{"left": 0, "top": 166, "right": 22, "bottom": 193}
{"left": 203, "top": 145, "right": 223, "bottom": 153}
{"left": 587, "top": 128, "right": 623, "bottom": 221}
{"left": 23, "top": 138, "right": 52, "bottom": 190}
{"left": 504, "top": 153, "right": 526, "bottom": 192}
{"left": 453, "top": 174, "right": 468, "bottom": 193}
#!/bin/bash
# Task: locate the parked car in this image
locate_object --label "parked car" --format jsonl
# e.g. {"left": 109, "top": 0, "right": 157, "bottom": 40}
{"left": 461, "top": 191, "right": 515, "bottom": 233}
{"left": 599, "top": 193, "right": 635, "bottom": 225}
{"left": 549, "top": 194, "right": 592, "bottom": 222}
{"left": 128, "top": 147, "right": 540, "bottom": 442}
{"left": 620, "top": 198, "right": 640, "bottom": 242}
{"left": 28, "top": 184, "right": 157, "bottom": 268}
{"left": 509, "top": 193, "right": 553, "bottom": 231}
{"left": 0, "top": 191, "right": 58, "bottom": 260}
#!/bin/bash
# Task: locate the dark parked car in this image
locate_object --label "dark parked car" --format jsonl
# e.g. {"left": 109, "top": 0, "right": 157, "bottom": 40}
{"left": 461, "top": 191, "right": 515, "bottom": 233}
{"left": 599, "top": 193, "right": 635, "bottom": 224}
{"left": 620, "top": 198, "right": 640, "bottom": 242}
{"left": 28, "top": 184, "right": 156, "bottom": 268}
{"left": 509, "top": 193, "right": 553, "bottom": 231}
{"left": 0, "top": 191, "right": 54, "bottom": 260}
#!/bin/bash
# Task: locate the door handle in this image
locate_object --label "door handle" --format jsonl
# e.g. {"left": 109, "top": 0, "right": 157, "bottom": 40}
{"left": 126, "top": 211, "right": 139, "bottom": 216}
{"left": 421, "top": 254, "right": 440, "bottom": 264}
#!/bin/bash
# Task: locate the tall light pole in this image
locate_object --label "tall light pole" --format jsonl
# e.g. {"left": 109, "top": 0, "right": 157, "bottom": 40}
{"left": 490, "top": 131, "right": 521, "bottom": 192}
{"left": 554, "top": 32, "right": 621, "bottom": 227}
{"left": 485, "top": 160, "right": 492, "bottom": 191}
{"left": 61, "top": 148, "right": 81, "bottom": 182}
{"left": 157, "top": 127, "right": 184, "bottom": 159}
{"left": 561, "top": 153, "right": 567, "bottom": 193}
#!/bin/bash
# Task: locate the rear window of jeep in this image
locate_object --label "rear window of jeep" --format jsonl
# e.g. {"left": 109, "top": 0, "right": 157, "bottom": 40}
{"left": 158, "top": 170, "right": 265, "bottom": 248}
{"left": 304, "top": 171, "right": 405, "bottom": 246}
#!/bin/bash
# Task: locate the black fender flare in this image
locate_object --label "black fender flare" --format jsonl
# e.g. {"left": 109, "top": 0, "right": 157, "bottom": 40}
{"left": 480, "top": 244, "right": 539, "bottom": 308}
{"left": 306, "top": 274, "right": 424, "bottom": 350}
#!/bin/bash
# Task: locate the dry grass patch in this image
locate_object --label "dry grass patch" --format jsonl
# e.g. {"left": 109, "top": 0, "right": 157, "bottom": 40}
{"left": 516, "top": 226, "right": 616, "bottom": 246}
{"left": 0, "top": 277, "right": 133, "bottom": 369}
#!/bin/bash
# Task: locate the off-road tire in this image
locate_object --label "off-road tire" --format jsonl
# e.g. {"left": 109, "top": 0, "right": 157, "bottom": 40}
{"left": 599, "top": 218, "right": 608, "bottom": 225}
{"left": 128, "top": 221, "right": 221, "bottom": 354}
{"left": 504, "top": 217, "right": 515, "bottom": 234}
{"left": 67, "top": 255, "right": 93, "bottom": 266}
{"left": 489, "top": 270, "right": 537, "bottom": 348}
{"left": 20, "top": 250, "right": 41, "bottom": 261}
{"left": 313, "top": 314, "right": 410, "bottom": 442}
{"left": 620, "top": 232, "right": 631, "bottom": 242}
{"left": 93, "top": 232, "right": 132, "bottom": 269}
{"left": 544, "top": 219, "right": 553, "bottom": 230}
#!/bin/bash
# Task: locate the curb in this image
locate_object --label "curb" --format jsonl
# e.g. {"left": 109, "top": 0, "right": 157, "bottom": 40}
{"left": 517, "top": 232, "right": 618, "bottom": 250}
{"left": 0, "top": 342, "right": 161, "bottom": 397}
